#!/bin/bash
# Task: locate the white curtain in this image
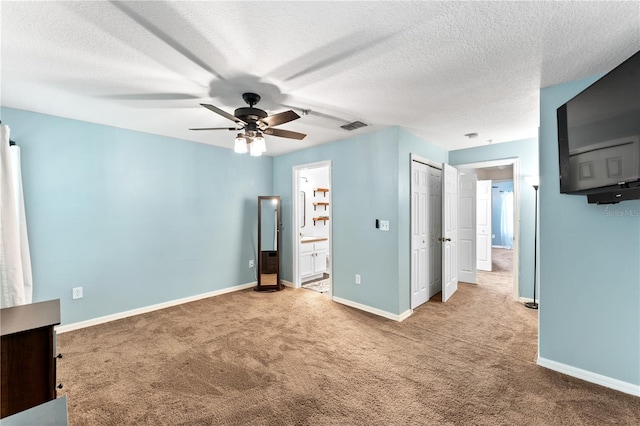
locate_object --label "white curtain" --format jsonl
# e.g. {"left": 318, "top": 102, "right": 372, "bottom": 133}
{"left": 500, "top": 191, "right": 514, "bottom": 249}
{"left": 0, "top": 124, "right": 33, "bottom": 307}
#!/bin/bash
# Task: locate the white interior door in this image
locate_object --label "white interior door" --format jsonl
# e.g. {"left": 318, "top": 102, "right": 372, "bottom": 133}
{"left": 458, "top": 174, "right": 477, "bottom": 284}
{"left": 410, "top": 161, "right": 429, "bottom": 309}
{"left": 476, "top": 180, "right": 492, "bottom": 271}
{"left": 441, "top": 164, "right": 459, "bottom": 302}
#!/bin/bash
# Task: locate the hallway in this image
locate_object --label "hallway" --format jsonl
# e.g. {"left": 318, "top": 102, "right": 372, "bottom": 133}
{"left": 477, "top": 247, "right": 513, "bottom": 295}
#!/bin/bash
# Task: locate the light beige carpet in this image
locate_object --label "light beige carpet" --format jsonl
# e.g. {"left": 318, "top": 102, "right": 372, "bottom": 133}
{"left": 56, "top": 261, "right": 639, "bottom": 425}
{"left": 477, "top": 247, "right": 514, "bottom": 293}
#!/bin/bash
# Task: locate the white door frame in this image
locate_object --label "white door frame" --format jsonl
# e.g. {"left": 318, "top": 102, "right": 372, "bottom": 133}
{"left": 292, "top": 161, "right": 333, "bottom": 291}
{"left": 453, "top": 158, "right": 521, "bottom": 301}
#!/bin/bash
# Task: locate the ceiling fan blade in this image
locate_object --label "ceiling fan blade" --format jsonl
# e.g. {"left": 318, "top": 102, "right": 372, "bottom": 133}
{"left": 200, "top": 103, "right": 247, "bottom": 125}
{"left": 264, "top": 128, "right": 307, "bottom": 140}
{"left": 110, "top": 1, "right": 226, "bottom": 81}
{"left": 189, "top": 127, "right": 238, "bottom": 131}
{"left": 261, "top": 110, "right": 300, "bottom": 128}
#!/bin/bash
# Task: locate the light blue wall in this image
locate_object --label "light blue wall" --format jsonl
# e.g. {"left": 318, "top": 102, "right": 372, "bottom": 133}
{"left": 539, "top": 78, "right": 640, "bottom": 386}
{"left": 273, "top": 127, "right": 447, "bottom": 315}
{"left": 1, "top": 107, "right": 272, "bottom": 325}
{"left": 449, "top": 138, "right": 539, "bottom": 299}
{"left": 273, "top": 127, "right": 402, "bottom": 314}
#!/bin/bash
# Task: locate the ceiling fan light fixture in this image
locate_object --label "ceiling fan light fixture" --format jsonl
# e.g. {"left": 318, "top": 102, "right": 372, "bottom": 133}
{"left": 249, "top": 133, "right": 266, "bottom": 157}
{"left": 234, "top": 134, "right": 248, "bottom": 153}
{"left": 249, "top": 140, "right": 262, "bottom": 157}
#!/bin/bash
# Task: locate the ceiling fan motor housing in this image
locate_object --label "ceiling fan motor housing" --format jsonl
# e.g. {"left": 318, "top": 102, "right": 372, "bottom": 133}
{"left": 234, "top": 107, "right": 268, "bottom": 123}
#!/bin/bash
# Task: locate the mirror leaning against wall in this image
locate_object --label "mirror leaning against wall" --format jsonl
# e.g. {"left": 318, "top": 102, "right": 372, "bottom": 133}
{"left": 256, "top": 196, "right": 282, "bottom": 292}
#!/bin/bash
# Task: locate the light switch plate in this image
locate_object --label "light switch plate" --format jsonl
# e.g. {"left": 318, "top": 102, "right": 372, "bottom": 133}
{"left": 379, "top": 220, "right": 390, "bottom": 231}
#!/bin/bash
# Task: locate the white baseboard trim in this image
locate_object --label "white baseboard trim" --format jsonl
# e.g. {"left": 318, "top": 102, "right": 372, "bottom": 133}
{"left": 332, "top": 296, "right": 412, "bottom": 322}
{"left": 518, "top": 297, "right": 534, "bottom": 303}
{"left": 537, "top": 356, "right": 640, "bottom": 397}
{"left": 398, "top": 309, "right": 413, "bottom": 322}
{"left": 56, "top": 282, "right": 256, "bottom": 334}
{"left": 281, "top": 280, "right": 295, "bottom": 288}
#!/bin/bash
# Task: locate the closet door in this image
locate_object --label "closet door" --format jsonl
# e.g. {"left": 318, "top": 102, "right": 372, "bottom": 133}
{"left": 441, "top": 164, "right": 459, "bottom": 303}
{"left": 410, "top": 160, "right": 429, "bottom": 309}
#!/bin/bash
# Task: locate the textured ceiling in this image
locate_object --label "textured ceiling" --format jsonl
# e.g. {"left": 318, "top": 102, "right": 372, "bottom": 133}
{"left": 1, "top": 1, "right": 639, "bottom": 156}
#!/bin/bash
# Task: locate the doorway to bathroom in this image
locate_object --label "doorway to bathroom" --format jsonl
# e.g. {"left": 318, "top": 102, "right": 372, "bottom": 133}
{"left": 292, "top": 161, "right": 332, "bottom": 295}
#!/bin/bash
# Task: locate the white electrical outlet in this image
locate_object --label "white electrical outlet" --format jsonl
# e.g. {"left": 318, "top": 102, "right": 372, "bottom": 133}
{"left": 249, "top": 260, "right": 255, "bottom": 268}
{"left": 72, "top": 287, "right": 83, "bottom": 300}
{"left": 379, "top": 220, "right": 390, "bottom": 231}
{"left": 355, "top": 274, "right": 361, "bottom": 284}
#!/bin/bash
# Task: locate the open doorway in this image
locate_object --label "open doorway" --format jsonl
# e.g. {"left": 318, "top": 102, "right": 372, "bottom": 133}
{"left": 474, "top": 179, "right": 515, "bottom": 294}
{"left": 292, "top": 161, "right": 332, "bottom": 295}
{"left": 456, "top": 159, "right": 520, "bottom": 300}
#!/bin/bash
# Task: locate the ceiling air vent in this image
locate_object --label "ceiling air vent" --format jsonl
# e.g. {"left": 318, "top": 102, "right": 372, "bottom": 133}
{"left": 340, "top": 121, "right": 368, "bottom": 131}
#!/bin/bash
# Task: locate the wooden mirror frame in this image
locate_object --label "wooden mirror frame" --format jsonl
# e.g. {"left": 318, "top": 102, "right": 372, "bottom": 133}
{"left": 256, "top": 196, "right": 282, "bottom": 291}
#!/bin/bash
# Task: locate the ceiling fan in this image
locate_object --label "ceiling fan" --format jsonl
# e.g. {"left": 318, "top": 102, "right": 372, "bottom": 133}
{"left": 190, "top": 92, "right": 306, "bottom": 156}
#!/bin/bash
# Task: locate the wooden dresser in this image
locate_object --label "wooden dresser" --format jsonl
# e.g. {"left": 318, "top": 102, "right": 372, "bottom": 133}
{"left": 1, "top": 299, "right": 61, "bottom": 418}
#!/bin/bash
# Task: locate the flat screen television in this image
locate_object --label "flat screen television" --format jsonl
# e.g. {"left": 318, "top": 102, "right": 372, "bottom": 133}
{"left": 557, "top": 50, "right": 640, "bottom": 204}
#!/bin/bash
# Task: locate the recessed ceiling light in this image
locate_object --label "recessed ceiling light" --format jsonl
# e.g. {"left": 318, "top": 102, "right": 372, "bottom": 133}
{"left": 464, "top": 132, "right": 478, "bottom": 139}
